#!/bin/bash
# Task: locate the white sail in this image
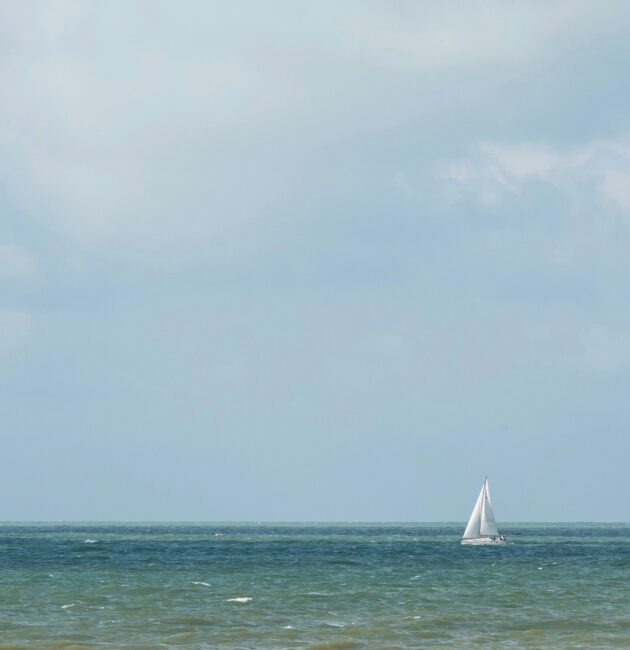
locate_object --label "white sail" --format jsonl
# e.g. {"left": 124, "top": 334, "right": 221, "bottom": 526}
{"left": 462, "top": 477, "right": 500, "bottom": 540}
{"left": 462, "top": 482, "right": 485, "bottom": 539}
{"left": 484, "top": 479, "right": 492, "bottom": 507}
{"left": 479, "top": 479, "right": 498, "bottom": 537}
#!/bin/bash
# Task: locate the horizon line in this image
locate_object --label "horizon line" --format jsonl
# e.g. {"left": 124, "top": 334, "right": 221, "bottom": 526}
{"left": 1, "top": 520, "right": 628, "bottom": 525}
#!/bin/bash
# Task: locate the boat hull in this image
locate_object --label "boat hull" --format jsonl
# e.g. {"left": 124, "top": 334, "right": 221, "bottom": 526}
{"left": 461, "top": 537, "right": 506, "bottom": 545}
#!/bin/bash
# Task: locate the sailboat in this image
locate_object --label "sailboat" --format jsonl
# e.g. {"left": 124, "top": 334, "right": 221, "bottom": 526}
{"left": 461, "top": 477, "right": 506, "bottom": 545}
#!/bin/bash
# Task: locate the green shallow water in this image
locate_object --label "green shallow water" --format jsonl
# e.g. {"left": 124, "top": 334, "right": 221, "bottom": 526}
{"left": 0, "top": 523, "right": 628, "bottom": 648}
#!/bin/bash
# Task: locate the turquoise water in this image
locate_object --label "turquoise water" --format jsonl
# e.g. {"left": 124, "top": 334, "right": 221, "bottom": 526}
{"left": 0, "top": 523, "right": 628, "bottom": 648}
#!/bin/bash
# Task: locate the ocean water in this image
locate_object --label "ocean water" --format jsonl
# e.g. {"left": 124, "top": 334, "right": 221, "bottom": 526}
{"left": 0, "top": 523, "right": 628, "bottom": 649}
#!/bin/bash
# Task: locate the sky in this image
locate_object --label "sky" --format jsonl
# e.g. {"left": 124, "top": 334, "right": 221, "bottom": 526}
{"left": 1, "top": 1, "right": 630, "bottom": 521}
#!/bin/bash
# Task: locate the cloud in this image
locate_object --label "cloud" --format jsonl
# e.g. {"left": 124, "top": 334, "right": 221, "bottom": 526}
{"left": 600, "top": 169, "right": 630, "bottom": 212}
{"left": 0, "top": 1, "right": 625, "bottom": 254}
{"left": 436, "top": 137, "right": 630, "bottom": 215}
{"left": 343, "top": 0, "right": 607, "bottom": 70}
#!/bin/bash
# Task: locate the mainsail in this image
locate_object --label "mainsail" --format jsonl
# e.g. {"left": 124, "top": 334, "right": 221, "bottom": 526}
{"left": 462, "top": 477, "right": 499, "bottom": 539}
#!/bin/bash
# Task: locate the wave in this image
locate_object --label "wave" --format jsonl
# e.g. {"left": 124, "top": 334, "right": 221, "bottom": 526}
{"left": 305, "top": 591, "right": 331, "bottom": 597}
{"left": 227, "top": 597, "right": 252, "bottom": 603}
{"left": 191, "top": 581, "right": 210, "bottom": 587}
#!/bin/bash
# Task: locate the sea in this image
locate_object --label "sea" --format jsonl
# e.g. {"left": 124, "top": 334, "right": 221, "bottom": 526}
{"left": 0, "top": 523, "right": 628, "bottom": 649}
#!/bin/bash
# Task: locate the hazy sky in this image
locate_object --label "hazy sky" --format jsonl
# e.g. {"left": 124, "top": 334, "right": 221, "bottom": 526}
{"left": 2, "top": 1, "right": 630, "bottom": 521}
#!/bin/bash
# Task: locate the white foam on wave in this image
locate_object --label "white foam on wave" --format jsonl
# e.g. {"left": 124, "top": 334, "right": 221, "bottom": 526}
{"left": 283, "top": 625, "right": 295, "bottom": 629}
{"left": 410, "top": 575, "right": 421, "bottom": 581}
{"left": 61, "top": 603, "right": 79, "bottom": 609}
{"left": 227, "top": 597, "right": 252, "bottom": 603}
{"left": 84, "top": 539, "right": 98, "bottom": 544}
{"left": 192, "top": 581, "right": 210, "bottom": 587}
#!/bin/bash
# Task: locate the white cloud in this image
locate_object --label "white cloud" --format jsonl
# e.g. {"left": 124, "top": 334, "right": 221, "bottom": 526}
{"left": 436, "top": 137, "right": 630, "bottom": 215}
{"left": 0, "top": 1, "right": 627, "bottom": 252}
{"left": 600, "top": 170, "right": 630, "bottom": 212}
{"left": 342, "top": 0, "right": 607, "bottom": 70}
